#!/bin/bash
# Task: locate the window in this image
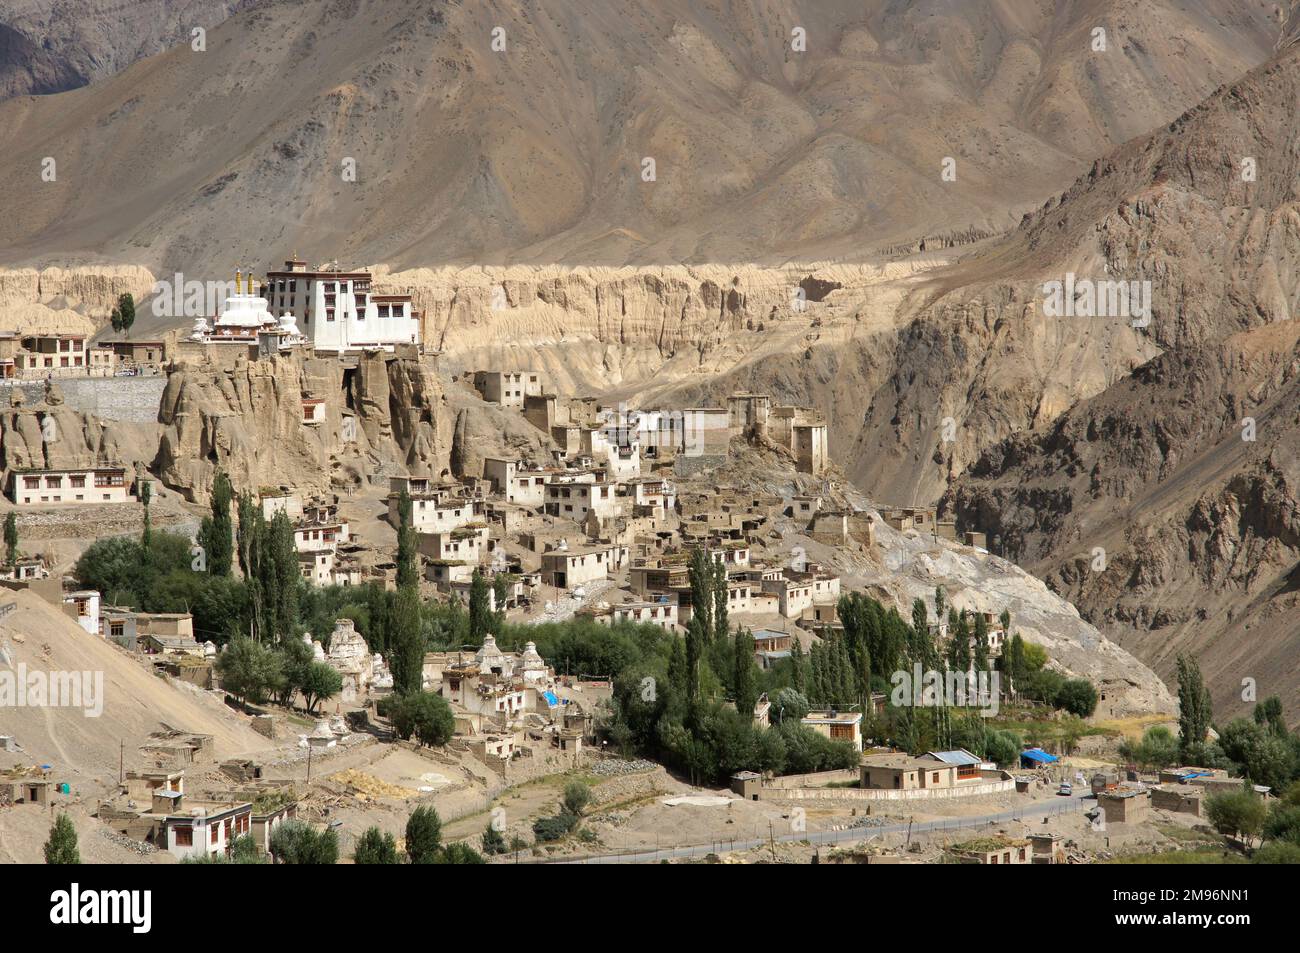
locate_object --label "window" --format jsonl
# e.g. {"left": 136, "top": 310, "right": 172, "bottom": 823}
{"left": 175, "top": 826, "right": 192, "bottom": 847}
{"left": 71, "top": 475, "right": 85, "bottom": 488}
{"left": 210, "top": 824, "right": 219, "bottom": 844}
{"left": 23, "top": 477, "right": 39, "bottom": 490}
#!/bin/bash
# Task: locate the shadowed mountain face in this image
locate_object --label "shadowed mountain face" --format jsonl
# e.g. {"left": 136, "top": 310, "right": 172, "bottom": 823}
{"left": 0, "top": 0, "right": 1289, "bottom": 270}
{"left": 0, "top": 1, "right": 259, "bottom": 99}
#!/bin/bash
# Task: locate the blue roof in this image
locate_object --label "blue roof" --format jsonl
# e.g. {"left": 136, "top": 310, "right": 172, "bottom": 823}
{"left": 1020, "top": 748, "right": 1058, "bottom": 764}
{"left": 543, "top": 691, "right": 559, "bottom": 706}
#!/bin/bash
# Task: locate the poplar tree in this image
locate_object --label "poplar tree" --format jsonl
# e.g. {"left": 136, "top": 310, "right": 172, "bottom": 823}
{"left": 3, "top": 512, "right": 17, "bottom": 567}
{"left": 468, "top": 568, "right": 490, "bottom": 644}
{"left": 395, "top": 487, "right": 418, "bottom": 590}
{"left": 733, "top": 628, "right": 757, "bottom": 717}
{"left": 1176, "top": 653, "right": 1213, "bottom": 760}
{"left": 712, "top": 558, "right": 729, "bottom": 643}
{"left": 688, "top": 548, "right": 713, "bottom": 644}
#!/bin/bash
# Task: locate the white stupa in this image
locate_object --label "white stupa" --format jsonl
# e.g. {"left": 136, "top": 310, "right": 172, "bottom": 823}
{"left": 201, "top": 270, "right": 278, "bottom": 339}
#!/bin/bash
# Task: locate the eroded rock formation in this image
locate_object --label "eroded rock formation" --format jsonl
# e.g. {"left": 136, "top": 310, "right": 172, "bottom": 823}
{"left": 153, "top": 350, "right": 449, "bottom": 501}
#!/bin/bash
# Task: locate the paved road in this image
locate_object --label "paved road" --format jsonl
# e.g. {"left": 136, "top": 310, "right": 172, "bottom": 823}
{"left": 531, "top": 794, "right": 1095, "bottom": 864}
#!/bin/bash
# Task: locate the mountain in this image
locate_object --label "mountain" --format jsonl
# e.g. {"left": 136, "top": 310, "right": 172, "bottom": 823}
{"left": 937, "top": 40, "right": 1300, "bottom": 720}
{"left": 0, "top": 0, "right": 257, "bottom": 99}
{"left": 0, "top": 0, "right": 1289, "bottom": 271}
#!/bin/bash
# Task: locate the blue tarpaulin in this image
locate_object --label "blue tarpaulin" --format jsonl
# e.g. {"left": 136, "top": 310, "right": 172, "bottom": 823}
{"left": 543, "top": 691, "right": 559, "bottom": 707}
{"left": 1019, "top": 748, "right": 1059, "bottom": 767}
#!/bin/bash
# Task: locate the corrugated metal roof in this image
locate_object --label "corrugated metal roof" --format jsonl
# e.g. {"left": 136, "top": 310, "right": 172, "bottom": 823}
{"left": 926, "top": 749, "right": 981, "bottom": 766}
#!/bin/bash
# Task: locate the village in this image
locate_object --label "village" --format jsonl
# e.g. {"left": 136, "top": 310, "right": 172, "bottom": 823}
{"left": 0, "top": 259, "right": 1284, "bottom": 866}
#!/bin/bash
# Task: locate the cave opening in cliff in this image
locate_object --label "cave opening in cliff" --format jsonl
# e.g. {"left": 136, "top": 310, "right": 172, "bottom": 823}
{"left": 341, "top": 367, "right": 356, "bottom": 411}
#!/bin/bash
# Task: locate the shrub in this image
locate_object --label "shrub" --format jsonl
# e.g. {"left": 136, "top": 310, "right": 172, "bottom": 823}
{"left": 481, "top": 823, "right": 507, "bottom": 856}
{"left": 437, "top": 842, "right": 486, "bottom": 864}
{"left": 533, "top": 813, "right": 578, "bottom": 842}
{"left": 562, "top": 780, "right": 592, "bottom": 817}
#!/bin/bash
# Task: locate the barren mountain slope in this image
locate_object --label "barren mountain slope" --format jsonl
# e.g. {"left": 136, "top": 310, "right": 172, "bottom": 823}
{"left": 0, "top": 0, "right": 1289, "bottom": 270}
{"left": 931, "top": 43, "right": 1300, "bottom": 721}
{"left": 953, "top": 322, "right": 1300, "bottom": 723}
{"left": 0, "top": 589, "right": 272, "bottom": 780}
{"left": 840, "top": 37, "right": 1300, "bottom": 504}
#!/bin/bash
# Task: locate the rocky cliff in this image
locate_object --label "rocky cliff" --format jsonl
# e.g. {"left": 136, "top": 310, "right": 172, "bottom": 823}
{"left": 0, "top": 381, "right": 155, "bottom": 476}
{"left": 153, "top": 350, "right": 449, "bottom": 501}
{"left": 942, "top": 43, "right": 1300, "bottom": 721}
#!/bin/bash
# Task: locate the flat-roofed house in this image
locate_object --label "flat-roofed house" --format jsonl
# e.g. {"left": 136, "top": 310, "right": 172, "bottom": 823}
{"left": 801, "top": 710, "right": 862, "bottom": 749}
{"left": 545, "top": 480, "right": 620, "bottom": 523}
{"left": 860, "top": 753, "right": 959, "bottom": 790}
{"left": 589, "top": 600, "right": 679, "bottom": 631}
{"left": 473, "top": 370, "right": 542, "bottom": 407}
{"left": 541, "top": 544, "right": 628, "bottom": 590}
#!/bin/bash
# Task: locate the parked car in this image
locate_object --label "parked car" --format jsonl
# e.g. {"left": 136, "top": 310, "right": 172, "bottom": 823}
{"left": 1058, "top": 781, "right": 1073, "bottom": 796}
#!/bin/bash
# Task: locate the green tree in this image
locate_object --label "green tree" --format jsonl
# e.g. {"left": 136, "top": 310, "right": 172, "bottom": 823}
{"left": 1205, "top": 786, "right": 1268, "bottom": 847}
{"left": 395, "top": 487, "right": 418, "bottom": 590}
{"left": 197, "top": 470, "right": 234, "bottom": 577}
{"left": 44, "top": 813, "right": 80, "bottom": 864}
{"left": 300, "top": 661, "right": 343, "bottom": 715}
{"left": 216, "top": 636, "right": 282, "bottom": 707}
{"left": 910, "top": 597, "right": 929, "bottom": 660}
{"left": 139, "top": 479, "right": 152, "bottom": 548}
{"left": 1176, "top": 653, "right": 1213, "bottom": 761}
{"left": 3, "top": 511, "right": 17, "bottom": 567}
{"left": 236, "top": 492, "right": 266, "bottom": 639}
{"left": 405, "top": 806, "right": 443, "bottom": 864}
{"left": 1254, "top": 696, "right": 1286, "bottom": 737}
{"left": 1004, "top": 633, "right": 1027, "bottom": 693}
{"left": 562, "top": 779, "right": 592, "bottom": 817}
{"left": 353, "top": 827, "right": 400, "bottom": 864}
{"left": 984, "top": 729, "right": 1023, "bottom": 766}
{"left": 388, "top": 691, "right": 455, "bottom": 747}
{"left": 438, "top": 842, "right": 487, "bottom": 864}
{"left": 688, "top": 548, "right": 714, "bottom": 644}
{"left": 1118, "top": 725, "right": 1181, "bottom": 770}
{"left": 387, "top": 586, "right": 425, "bottom": 695}
{"left": 712, "top": 558, "right": 729, "bottom": 644}
{"left": 116, "top": 292, "right": 136, "bottom": 333}
{"left": 468, "top": 568, "right": 491, "bottom": 643}
{"left": 269, "top": 821, "right": 338, "bottom": 864}
{"left": 1056, "top": 678, "right": 1099, "bottom": 718}
{"left": 733, "top": 628, "right": 757, "bottom": 718}
{"left": 770, "top": 686, "right": 809, "bottom": 724}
